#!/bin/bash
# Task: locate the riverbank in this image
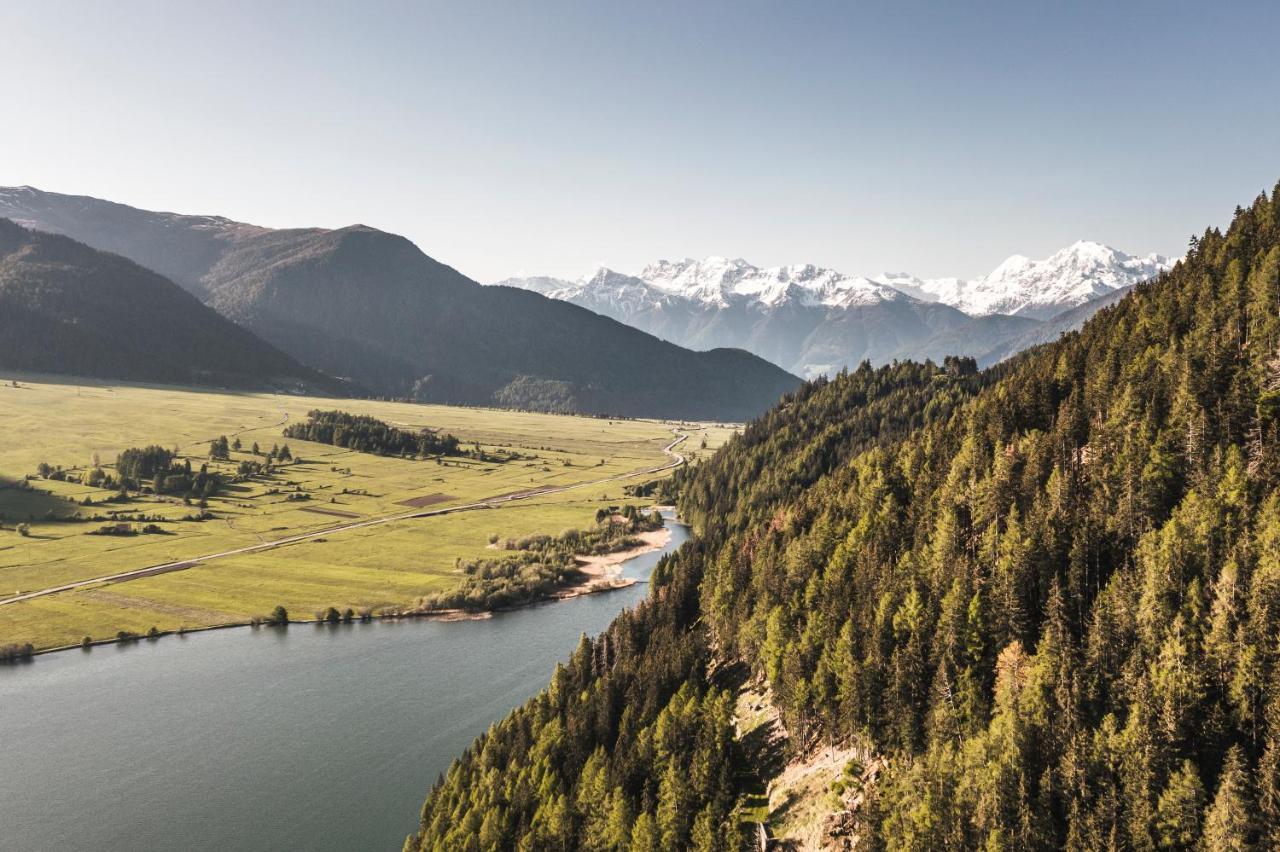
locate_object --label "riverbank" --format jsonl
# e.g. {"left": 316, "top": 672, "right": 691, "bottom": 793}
{"left": 566, "top": 527, "right": 671, "bottom": 584}
{"left": 15, "top": 524, "right": 679, "bottom": 660}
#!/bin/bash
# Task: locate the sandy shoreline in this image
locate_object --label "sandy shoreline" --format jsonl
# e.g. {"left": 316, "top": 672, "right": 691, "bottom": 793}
{"left": 574, "top": 527, "right": 672, "bottom": 579}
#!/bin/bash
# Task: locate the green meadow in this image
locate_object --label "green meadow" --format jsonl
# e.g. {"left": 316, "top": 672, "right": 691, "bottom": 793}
{"left": 0, "top": 375, "right": 735, "bottom": 650}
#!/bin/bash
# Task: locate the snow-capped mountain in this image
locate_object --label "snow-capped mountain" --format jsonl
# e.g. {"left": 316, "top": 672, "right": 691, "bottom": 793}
{"left": 637, "top": 256, "right": 908, "bottom": 309}
{"left": 502, "top": 258, "right": 909, "bottom": 311}
{"left": 878, "top": 241, "right": 1172, "bottom": 320}
{"left": 496, "top": 242, "right": 1174, "bottom": 376}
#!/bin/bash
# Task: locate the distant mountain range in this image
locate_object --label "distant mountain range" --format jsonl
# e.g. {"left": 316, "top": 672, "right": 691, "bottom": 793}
{"left": 497, "top": 243, "right": 1174, "bottom": 376}
{"left": 0, "top": 218, "right": 344, "bottom": 393}
{"left": 0, "top": 186, "right": 798, "bottom": 420}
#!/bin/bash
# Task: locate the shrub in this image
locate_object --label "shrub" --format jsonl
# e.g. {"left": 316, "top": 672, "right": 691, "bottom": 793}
{"left": 0, "top": 642, "right": 36, "bottom": 662}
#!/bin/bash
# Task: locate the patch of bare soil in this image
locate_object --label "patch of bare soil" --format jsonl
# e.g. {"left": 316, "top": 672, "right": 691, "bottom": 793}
{"left": 395, "top": 492, "right": 455, "bottom": 508}
{"left": 299, "top": 506, "right": 361, "bottom": 519}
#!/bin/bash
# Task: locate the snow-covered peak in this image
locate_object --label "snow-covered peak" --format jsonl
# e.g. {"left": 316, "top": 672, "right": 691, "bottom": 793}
{"left": 496, "top": 241, "right": 1172, "bottom": 321}
{"left": 935, "top": 241, "right": 1172, "bottom": 319}
{"left": 872, "top": 271, "right": 966, "bottom": 304}
{"left": 492, "top": 275, "right": 577, "bottom": 297}
{"left": 636, "top": 256, "right": 907, "bottom": 308}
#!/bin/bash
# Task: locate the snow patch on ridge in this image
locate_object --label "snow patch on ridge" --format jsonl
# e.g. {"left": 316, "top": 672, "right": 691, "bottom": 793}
{"left": 875, "top": 241, "right": 1173, "bottom": 319}
{"left": 495, "top": 241, "right": 1174, "bottom": 321}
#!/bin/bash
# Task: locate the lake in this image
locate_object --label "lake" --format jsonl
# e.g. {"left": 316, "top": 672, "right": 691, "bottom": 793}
{"left": 0, "top": 518, "right": 690, "bottom": 851}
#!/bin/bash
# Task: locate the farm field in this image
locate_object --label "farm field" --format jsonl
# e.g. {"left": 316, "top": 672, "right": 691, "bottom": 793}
{"left": 0, "top": 375, "right": 737, "bottom": 650}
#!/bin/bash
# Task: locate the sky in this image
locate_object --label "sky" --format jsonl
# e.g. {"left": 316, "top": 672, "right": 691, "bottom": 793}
{"left": 2, "top": 0, "right": 1278, "bottom": 283}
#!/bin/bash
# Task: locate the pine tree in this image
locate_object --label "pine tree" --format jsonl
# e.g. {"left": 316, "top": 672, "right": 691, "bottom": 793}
{"left": 1155, "top": 760, "right": 1205, "bottom": 850}
{"left": 629, "top": 812, "right": 659, "bottom": 852}
{"left": 600, "top": 788, "right": 634, "bottom": 852}
{"left": 1202, "top": 746, "right": 1255, "bottom": 851}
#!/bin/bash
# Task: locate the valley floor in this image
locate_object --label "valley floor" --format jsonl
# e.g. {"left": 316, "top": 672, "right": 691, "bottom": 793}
{"left": 0, "top": 375, "right": 734, "bottom": 650}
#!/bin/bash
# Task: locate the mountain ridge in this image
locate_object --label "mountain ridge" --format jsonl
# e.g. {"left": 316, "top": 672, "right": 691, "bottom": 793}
{"left": 0, "top": 186, "right": 800, "bottom": 420}
{"left": 0, "top": 218, "right": 348, "bottom": 394}
{"left": 496, "top": 241, "right": 1171, "bottom": 376}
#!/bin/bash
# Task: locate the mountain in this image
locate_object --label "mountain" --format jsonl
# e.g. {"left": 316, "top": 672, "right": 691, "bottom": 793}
{"left": 976, "top": 283, "right": 1137, "bottom": 365}
{"left": 407, "top": 184, "right": 1280, "bottom": 851}
{"left": 497, "top": 243, "right": 1171, "bottom": 377}
{"left": 498, "top": 260, "right": 1008, "bottom": 378}
{"left": 887, "top": 239, "right": 1173, "bottom": 319}
{"left": 0, "top": 187, "right": 799, "bottom": 420}
{"left": 0, "top": 218, "right": 345, "bottom": 393}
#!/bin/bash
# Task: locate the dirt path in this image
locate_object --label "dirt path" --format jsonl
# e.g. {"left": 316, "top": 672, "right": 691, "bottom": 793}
{"left": 0, "top": 429, "right": 687, "bottom": 607}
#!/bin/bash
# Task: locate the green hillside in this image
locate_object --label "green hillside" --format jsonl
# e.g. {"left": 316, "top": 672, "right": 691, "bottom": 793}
{"left": 405, "top": 184, "right": 1280, "bottom": 851}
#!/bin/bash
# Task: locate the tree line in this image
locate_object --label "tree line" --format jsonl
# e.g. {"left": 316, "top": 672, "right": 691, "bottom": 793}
{"left": 283, "top": 410, "right": 460, "bottom": 457}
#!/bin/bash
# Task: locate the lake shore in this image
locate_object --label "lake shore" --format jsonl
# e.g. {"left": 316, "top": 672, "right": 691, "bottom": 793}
{"left": 18, "top": 523, "right": 679, "bottom": 658}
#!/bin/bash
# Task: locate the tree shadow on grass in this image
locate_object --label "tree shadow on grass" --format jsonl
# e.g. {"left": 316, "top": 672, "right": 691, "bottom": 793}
{"left": 0, "top": 475, "right": 80, "bottom": 526}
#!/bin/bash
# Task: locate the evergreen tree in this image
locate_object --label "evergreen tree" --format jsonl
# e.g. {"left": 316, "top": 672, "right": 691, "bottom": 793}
{"left": 1155, "top": 760, "right": 1205, "bottom": 850}
{"left": 1203, "top": 746, "right": 1255, "bottom": 851}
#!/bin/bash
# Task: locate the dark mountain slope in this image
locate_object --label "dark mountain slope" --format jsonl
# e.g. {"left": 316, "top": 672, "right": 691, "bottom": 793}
{"left": 407, "top": 183, "right": 1280, "bottom": 851}
{"left": 0, "top": 219, "right": 346, "bottom": 393}
{"left": 0, "top": 187, "right": 799, "bottom": 419}
{"left": 0, "top": 186, "right": 280, "bottom": 301}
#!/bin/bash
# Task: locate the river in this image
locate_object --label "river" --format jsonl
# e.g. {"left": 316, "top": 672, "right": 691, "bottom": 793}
{"left": 0, "top": 517, "right": 690, "bottom": 852}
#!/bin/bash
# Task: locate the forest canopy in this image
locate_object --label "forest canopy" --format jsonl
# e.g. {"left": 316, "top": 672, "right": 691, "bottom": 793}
{"left": 406, "top": 182, "right": 1280, "bottom": 851}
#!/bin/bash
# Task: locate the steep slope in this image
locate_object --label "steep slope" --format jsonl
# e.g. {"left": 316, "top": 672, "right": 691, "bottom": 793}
{"left": 0, "top": 186, "right": 276, "bottom": 302}
{"left": 0, "top": 187, "right": 798, "bottom": 419}
{"left": 0, "top": 219, "right": 345, "bottom": 393}
{"left": 407, "top": 183, "right": 1280, "bottom": 851}
{"left": 977, "top": 284, "right": 1136, "bottom": 365}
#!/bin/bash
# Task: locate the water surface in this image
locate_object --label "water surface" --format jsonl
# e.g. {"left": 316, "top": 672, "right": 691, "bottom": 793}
{"left": 0, "top": 519, "right": 689, "bottom": 852}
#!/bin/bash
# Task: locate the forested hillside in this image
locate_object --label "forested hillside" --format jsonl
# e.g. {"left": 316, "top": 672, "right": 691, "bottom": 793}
{"left": 0, "top": 219, "right": 346, "bottom": 393}
{"left": 407, "top": 184, "right": 1280, "bottom": 851}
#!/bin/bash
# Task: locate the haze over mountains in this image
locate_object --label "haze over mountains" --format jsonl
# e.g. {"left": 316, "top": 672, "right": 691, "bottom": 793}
{"left": 0, "top": 186, "right": 798, "bottom": 420}
{"left": 0, "top": 219, "right": 344, "bottom": 393}
{"left": 498, "top": 242, "right": 1173, "bottom": 376}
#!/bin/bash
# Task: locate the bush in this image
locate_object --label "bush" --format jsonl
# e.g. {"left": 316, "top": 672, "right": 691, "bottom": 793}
{"left": 0, "top": 642, "right": 35, "bottom": 663}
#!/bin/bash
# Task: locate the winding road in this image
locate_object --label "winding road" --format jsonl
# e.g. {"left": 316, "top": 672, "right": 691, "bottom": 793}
{"left": 0, "top": 430, "right": 687, "bottom": 607}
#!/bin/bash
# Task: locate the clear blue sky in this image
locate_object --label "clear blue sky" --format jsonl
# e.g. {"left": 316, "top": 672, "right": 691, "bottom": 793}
{"left": 2, "top": 0, "right": 1277, "bottom": 282}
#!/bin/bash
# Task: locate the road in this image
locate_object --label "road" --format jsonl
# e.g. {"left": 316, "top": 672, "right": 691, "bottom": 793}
{"left": 0, "top": 430, "right": 687, "bottom": 607}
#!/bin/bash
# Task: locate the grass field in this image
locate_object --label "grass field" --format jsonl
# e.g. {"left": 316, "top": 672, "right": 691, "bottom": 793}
{"left": 0, "top": 374, "right": 737, "bottom": 650}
